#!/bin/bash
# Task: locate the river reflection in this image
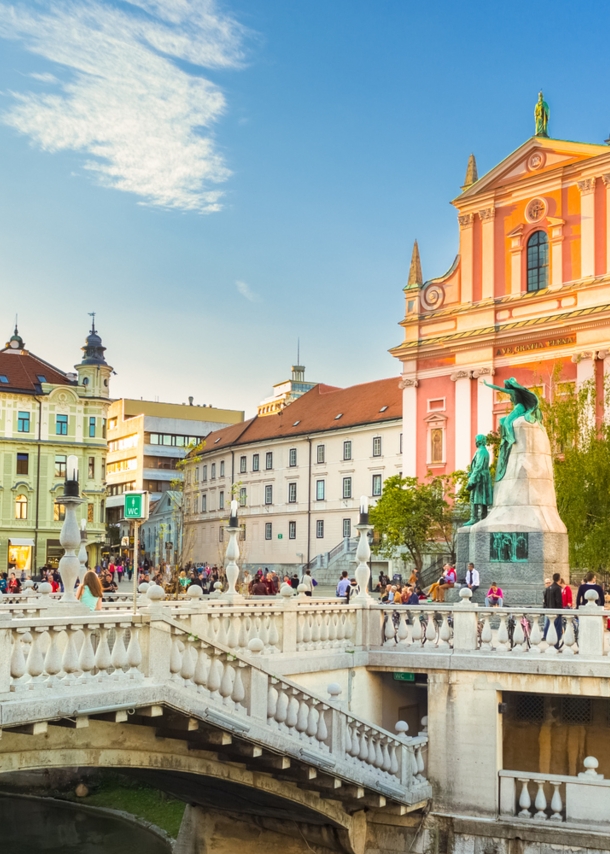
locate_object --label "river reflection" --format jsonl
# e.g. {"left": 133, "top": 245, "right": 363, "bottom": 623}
{"left": 0, "top": 794, "right": 171, "bottom": 854}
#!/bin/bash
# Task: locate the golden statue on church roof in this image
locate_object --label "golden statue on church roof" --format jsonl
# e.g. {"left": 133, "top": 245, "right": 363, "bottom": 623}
{"left": 535, "top": 91, "right": 549, "bottom": 138}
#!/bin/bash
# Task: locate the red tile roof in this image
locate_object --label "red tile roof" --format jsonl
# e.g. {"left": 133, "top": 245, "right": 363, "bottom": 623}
{"left": 0, "top": 348, "right": 74, "bottom": 394}
{"left": 195, "top": 377, "right": 402, "bottom": 455}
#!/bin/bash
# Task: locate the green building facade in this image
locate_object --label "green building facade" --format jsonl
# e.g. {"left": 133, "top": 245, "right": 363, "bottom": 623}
{"left": 0, "top": 323, "right": 112, "bottom": 574}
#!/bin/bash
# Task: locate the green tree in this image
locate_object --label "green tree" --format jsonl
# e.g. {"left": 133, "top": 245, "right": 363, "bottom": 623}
{"left": 538, "top": 372, "right": 610, "bottom": 575}
{"left": 370, "top": 474, "right": 468, "bottom": 574}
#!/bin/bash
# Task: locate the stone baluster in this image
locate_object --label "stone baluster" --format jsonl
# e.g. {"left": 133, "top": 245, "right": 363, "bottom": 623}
{"left": 384, "top": 612, "right": 396, "bottom": 645}
{"left": 518, "top": 778, "right": 532, "bottom": 817}
{"left": 10, "top": 630, "right": 27, "bottom": 683}
{"left": 424, "top": 610, "right": 438, "bottom": 646}
{"left": 111, "top": 627, "right": 128, "bottom": 675}
{"left": 479, "top": 612, "right": 493, "bottom": 651}
{"left": 438, "top": 613, "right": 452, "bottom": 648}
{"left": 545, "top": 616, "right": 559, "bottom": 655}
{"left": 550, "top": 783, "right": 563, "bottom": 820}
{"left": 396, "top": 612, "right": 410, "bottom": 645}
{"left": 534, "top": 781, "right": 548, "bottom": 819}
{"left": 207, "top": 654, "right": 223, "bottom": 695}
{"left": 512, "top": 614, "right": 526, "bottom": 652}
{"left": 26, "top": 630, "right": 46, "bottom": 684}
{"left": 44, "top": 627, "right": 63, "bottom": 683}
{"left": 497, "top": 613, "right": 510, "bottom": 652}
{"left": 219, "top": 658, "right": 235, "bottom": 702}
{"left": 126, "top": 626, "right": 142, "bottom": 676}
{"left": 529, "top": 615, "right": 543, "bottom": 653}
{"left": 562, "top": 615, "right": 578, "bottom": 655}
{"left": 410, "top": 611, "right": 423, "bottom": 646}
{"left": 61, "top": 627, "right": 80, "bottom": 682}
{"left": 170, "top": 636, "right": 184, "bottom": 681}
{"left": 194, "top": 644, "right": 211, "bottom": 692}
{"left": 94, "top": 626, "right": 112, "bottom": 677}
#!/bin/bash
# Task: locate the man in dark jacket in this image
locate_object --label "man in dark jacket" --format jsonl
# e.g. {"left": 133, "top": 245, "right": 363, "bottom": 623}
{"left": 543, "top": 572, "right": 563, "bottom": 647}
{"left": 576, "top": 571, "right": 605, "bottom": 608}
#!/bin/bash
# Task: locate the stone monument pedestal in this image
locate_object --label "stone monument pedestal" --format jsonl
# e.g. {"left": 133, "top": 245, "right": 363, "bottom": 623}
{"left": 450, "top": 416, "right": 568, "bottom": 607}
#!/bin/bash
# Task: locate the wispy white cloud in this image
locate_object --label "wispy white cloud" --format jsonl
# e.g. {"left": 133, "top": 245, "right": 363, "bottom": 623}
{"left": 0, "top": 0, "right": 246, "bottom": 212}
{"left": 29, "top": 72, "right": 58, "bottom": 83}
{"left": 236, "top": 279, "right": 259, "bottom": 302}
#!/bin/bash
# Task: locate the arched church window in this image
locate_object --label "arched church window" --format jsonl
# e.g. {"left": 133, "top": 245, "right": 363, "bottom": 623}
{"left": 526, "top": 230, "right": 549, "bottom": 292}
{"left": 15, "top": 494, "right": 28, "bottom": 520}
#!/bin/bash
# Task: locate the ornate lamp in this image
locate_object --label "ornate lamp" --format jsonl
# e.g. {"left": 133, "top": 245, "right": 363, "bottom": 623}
{"left": 223, "top": 499, "right": 243, "bottom": 601}
{"left": 55, "top": 455, "right": 84, "bottom": 603}
{"left": 353, "top": 496, "right": 373, "bottom": 601}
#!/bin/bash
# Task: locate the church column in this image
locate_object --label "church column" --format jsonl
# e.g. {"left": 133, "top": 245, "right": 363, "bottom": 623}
{"left": 572, "top": 351, "right": 595, "bottom": 387}
{"left": 472, "top": 367, "right": 494, "bottom": 436}
{"left": 451, "top": 371, "right": 472, "bottom": 470}
{"left": 508, "top": 226, "right": 523, "bottom": 295}
{"left": 548, "top": 218, "right": 565, "bottom": 286}
{"left": 400, "top": 377, "right": 418, "bottom": 477}
{"left": 603, "top": 175, "right": 610, "bottom": 274}
{"left": 458, "top": 214, "right": 474, "bottom": 304}
{"left": 578, "top": 177, "right": 596, "bottom": 278}
{"left": 598, "top": 349, "right": 610, "bottom": 422}
{"left": 479, "top": 208, "right": 495, "bottom": 300}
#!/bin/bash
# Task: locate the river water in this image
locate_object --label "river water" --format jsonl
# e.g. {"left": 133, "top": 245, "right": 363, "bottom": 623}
{"left": 0, "top": 795, "right": 171, "bottom": 854}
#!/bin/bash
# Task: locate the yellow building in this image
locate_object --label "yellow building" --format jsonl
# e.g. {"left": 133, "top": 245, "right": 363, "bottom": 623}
{"left": 0, "top": 322, "right": 112, "bottom": 572}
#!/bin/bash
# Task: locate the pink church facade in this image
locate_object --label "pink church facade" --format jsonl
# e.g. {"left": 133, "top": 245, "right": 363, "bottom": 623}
{"left": 392, "top": 126, "right": 610, "bottom": 479}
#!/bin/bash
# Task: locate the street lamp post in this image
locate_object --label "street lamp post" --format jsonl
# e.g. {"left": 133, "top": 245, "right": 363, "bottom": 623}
{"left": 55, "top": 455, "right": 85, "bottom": 604}
{"left": 353, "top": 496, "right": 373, "bottom": 602}
{"left": 223, "top": 499, "right": 243, "bottom": 602}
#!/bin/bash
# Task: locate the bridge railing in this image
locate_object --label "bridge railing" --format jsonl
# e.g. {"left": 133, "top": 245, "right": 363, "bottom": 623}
{"left": 0, "top": 610, "right": 430, "bottom": 802}
{"left": 376, "top": 600, "right": 609, "bottom": 656}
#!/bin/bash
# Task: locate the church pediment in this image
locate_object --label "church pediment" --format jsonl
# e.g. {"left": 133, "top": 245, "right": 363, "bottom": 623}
{"left": 453, "top": 137, "right": 608, "bottom": 204}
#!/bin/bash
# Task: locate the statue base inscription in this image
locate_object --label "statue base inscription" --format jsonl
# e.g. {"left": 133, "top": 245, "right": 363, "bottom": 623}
{"left": 451, "top": 415, "right": 569, "bottom": 607}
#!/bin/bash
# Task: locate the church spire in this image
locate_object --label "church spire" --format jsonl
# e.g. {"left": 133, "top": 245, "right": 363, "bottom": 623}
{"left": 461, "top": 153, "right": 478, "bottom": 191}
{"left": 407, "top": 240, "right": 423, "bottom": 289}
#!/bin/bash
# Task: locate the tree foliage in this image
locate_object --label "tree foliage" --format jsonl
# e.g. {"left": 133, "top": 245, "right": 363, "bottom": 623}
{"left": 370, "top": 474, "right": 468, "bottom": 573}
{"left": 539, "top": 371, "right": 610, "bottom": 575}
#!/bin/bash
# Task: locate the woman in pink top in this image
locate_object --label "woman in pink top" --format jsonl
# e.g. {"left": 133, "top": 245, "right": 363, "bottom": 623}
{"left": 485, "top": 583, "right": 503, "bottom": 607}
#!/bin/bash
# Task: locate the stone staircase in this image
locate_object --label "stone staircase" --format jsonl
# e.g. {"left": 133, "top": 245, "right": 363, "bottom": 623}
{"left": 308, "top": 537, "right": 359, "bottom": 585}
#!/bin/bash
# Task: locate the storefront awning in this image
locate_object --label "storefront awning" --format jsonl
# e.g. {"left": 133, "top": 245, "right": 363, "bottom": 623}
{"left": 9, "top": 538, "right": 35, "bottom": 547}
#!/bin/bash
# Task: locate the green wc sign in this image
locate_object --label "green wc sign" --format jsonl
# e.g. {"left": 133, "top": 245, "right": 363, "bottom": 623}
{"left": 124, "top": 492, "right": 148, "bottom": 520}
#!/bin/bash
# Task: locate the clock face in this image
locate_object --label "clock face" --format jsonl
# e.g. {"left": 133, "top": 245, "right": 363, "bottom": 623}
{"left": 9, "top": 340, "right": 19, "bottom": 349}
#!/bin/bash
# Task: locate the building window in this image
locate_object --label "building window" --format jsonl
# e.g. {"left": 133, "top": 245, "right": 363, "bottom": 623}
{"left": 202, "top": 494, "right": 207, "bottom": 512}
{"left": 88, "top": 417, "right": 96, "bottom": 438}
{"left": 16, "top": 453, "right": 29, "bottom": 475}
{"left": 193, "top": 496, "right": 198, "bottom": 514}
{"left": 211, "top": 463, "right": 216, "bottom": 479}
{"left": 55, "top": 455, "right": 67, "bottom": 478}
{"left": 56, "top": 414, "right": 68, "bottom": 436}
{"left": 289, "top": 448, "right": 297, "bottom": 467}
{"left": 102, "top": 418, "right": 107, "bottom": 438}
{"left": 203, "top": 465, "right": 207, "bottom": 481}
{"left": 289, "top": 520, "right": 296, "bottom": 539}
{"left": 316, "top": 444, "right": 325, "bottom": 464}
{"left": 342, "top": 477, "right": 352, "bottom": 499}
{"left": 240, "top": 455, "right": 247, "bottom": 473}
{"left": 17, "top": 411, "right": 30, "bottom": 433}
{"left": 87, "top": 503, "right": 94, "bottom": 523}
{"left": 343, "top": 518, "right": 351, "bottom": 538}
{"left": 316, "top": 480, "right": 325, "bottom": 501}
{"left": 265, "top": 452, "right": 273, "bottom": 470}
{"left": 316, "top": 520, "right": 324, "bottom": 538}
{"left": 264, "top": 485, "right": 273, "bottom": 505}
{"left": 265, "top": 522, "right": 272, "bottom": 540}
{"left": 15, "top": 494, "right": 28, "bottom": 519}
{"left": 527, "top": 230, "right": 549, "bottom": 292}
{"left": 194, "top": 467, "right": 199, "bottom": 483}
{"left": 399, "top": 433, "right": 403, "bottom": 453}
{"left": 430, "top": 428, "right": 444, "bottom": 464}
{"left": 88, "top": 456, "right": 95, "bottom": 479}
{"left": 288, "top": 482, "right": 297, "bottom": 503}
{"left": 100, "top": 500, "right": 104, "bottom": 522}
{"left": 218, "top": 490, "right": 224, "bottom": 510}
{"left": 220, "top": 460, "right": 225, "bottom": 477}
{"left": 252, "top": 454, "right": 260, "bottom": 472}
{"left": 239, "top": 487, "right": 247, "bottom": 506}
{"left": 219, "top": 527, "right": 224, "bottom": 542}
{"left": 372, "top": 474, "right": 382, "bottom": 497}
{"left": 373, "top": 436, "right": 382, "bottom": 457}
{"left": 343, "top": 440, "right": 352, "bottom": 461}
{"left": 54, "top": 503, "right": 66, "bottom": 522}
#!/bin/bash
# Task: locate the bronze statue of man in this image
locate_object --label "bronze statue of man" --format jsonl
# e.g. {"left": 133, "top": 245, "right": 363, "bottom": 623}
{"left": 464, "top": 433, "right": 494, "bottom": 526}
{"left": 535, "top": 91, "right": 549, "bottom": 137}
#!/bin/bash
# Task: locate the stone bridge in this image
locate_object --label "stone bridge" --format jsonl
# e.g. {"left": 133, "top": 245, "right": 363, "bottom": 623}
{"left": 2, "top": 588, "right": 610, "bottom": 853}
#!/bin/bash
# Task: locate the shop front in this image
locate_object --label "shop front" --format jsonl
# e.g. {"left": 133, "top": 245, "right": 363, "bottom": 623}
{"left": 7, "top": 538, "right": 34, "bottom": 573}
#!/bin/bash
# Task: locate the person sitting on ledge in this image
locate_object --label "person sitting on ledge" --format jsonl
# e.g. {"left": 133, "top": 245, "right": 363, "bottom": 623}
{"left": 485, "top": 582, "right": 504, "bottom": 607}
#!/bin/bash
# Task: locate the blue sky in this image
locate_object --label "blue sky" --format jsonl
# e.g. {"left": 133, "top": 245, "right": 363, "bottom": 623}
{"left": 1, "top": 0, "right": 609, "bottom": 416}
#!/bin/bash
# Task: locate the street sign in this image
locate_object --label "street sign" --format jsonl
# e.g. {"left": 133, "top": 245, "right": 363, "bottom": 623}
{"left": 393, "top": 672, "right": 416, "bottom": 682}
{"left": 277, "top": 533, "right": 283, "bottom": 539}
{"left": 124, "top": 492, "right": 148, "bottom": 520}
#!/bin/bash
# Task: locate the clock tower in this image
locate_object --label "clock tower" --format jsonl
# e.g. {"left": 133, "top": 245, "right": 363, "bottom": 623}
{"left": 75, "top": 316, "right": 112, "bottom": 398}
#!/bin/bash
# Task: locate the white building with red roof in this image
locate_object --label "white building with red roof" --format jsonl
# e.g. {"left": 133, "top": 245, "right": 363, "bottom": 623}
{"left": 182, "top": 377, "right": 403, "bottom": 577}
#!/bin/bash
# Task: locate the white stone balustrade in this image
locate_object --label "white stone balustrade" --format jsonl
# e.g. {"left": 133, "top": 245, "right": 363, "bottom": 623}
{"left": 7, "top": 613, "right": 145, "bottom": 690}
{"left": 377, "top": 603, "right": 609, "bottom": 657}
{"left": 499, "top": 758, "right": 610, "bottom": 829}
